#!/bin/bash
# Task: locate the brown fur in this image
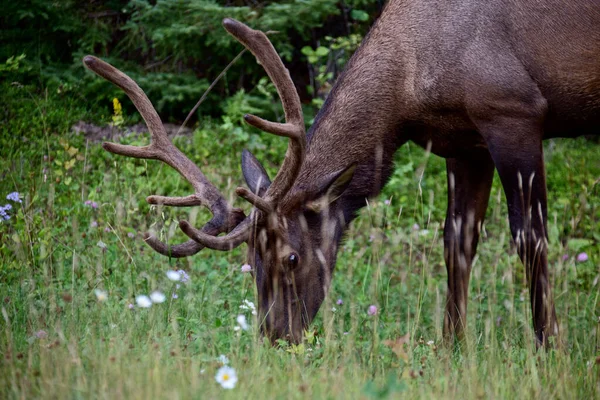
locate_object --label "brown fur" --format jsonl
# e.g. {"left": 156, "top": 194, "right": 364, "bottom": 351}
{"left": 244, "top": 0, "right": 599, "bottom": 345}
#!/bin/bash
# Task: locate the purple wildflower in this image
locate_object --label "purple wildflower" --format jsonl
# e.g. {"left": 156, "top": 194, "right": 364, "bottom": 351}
{"left": 84, "top": 200, "right": 99, "bottom": 209}
{"left": 177, "top": 269, "right": 190, "bottom": 283}
{"left": 35, "top": 330, "right": 48, "bottom": 339}
{"left": 577, "top": 252, "right": 589, "bottom": 262}
{"left": 0, "top": 205, "right": 10, "bottom": 221}
{"left": 336, "top": 298, "right": 343, "bottom": 305}
{"left": 562, "top": 254, "right": 569, "bottom": 261}
{"left": 6, "top": 192, "right": 21, "bottom": 203}
{"left": 90, "top": 220, "right": 98, "bottom": 228}
{"left": 367, "top": 305, "right": 378, "bottom": 316}
{"left": 241, "top": 264, "right": 252, "bottom": 273}
{"left": 127, "top": 232, "right": 135, "bottom": 238}
{"left": 104, "top": 227, "right": 111, "bottom": 233}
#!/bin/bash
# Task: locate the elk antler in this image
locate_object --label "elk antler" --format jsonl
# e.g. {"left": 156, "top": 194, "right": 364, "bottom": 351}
{"left": 181, "top": 18, "right": 307, "bottom": 249}
{"left": 82, "top": 56, "right": 246, "bottom": 256}
{"left": 83, "top": 19, "right": 306, "bottom": 254}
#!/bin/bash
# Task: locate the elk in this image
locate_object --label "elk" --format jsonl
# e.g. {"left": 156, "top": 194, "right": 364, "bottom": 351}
{"left": 84, "top": 0, "right": 600, "bottom": 346}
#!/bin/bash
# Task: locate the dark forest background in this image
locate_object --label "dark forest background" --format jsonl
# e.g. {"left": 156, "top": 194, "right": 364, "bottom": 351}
{"left": 1, "top": 0, "right": 384, "bottom": 122}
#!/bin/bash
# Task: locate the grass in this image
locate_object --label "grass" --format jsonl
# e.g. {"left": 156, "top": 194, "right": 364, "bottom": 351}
{"left": 0, "top": 83, "right": 599, "bottom": 399}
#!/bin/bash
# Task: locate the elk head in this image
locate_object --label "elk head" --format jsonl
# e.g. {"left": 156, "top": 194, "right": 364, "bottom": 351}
{"left": 83, "top": 19, "right": 355, "bottom": 343}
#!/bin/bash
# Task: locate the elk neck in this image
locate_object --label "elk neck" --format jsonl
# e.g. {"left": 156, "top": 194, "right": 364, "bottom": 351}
{"left": 284, "top": 7, "right": 415, "bottom": 225}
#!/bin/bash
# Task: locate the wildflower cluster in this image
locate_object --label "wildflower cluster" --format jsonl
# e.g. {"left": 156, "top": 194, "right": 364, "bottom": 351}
{"left": 135, "top": 291, "right": 166, "bottom": 308}
{"left": 232, "top": 298, "right": 256, "bottom": 333}
{"left": 1, "top": 192, "right": 22, "bottom": 221}
{"left": 93, "top": 270, "right": 190, "bottom": 308}
{"left": 167, "top": 269, "right": 190, "bottom": 299}
{"left": 133, "top": 270, "right": 188, "bottom": 308}
{"left": 84, "top": 200, "right": 99, "bottom": 209}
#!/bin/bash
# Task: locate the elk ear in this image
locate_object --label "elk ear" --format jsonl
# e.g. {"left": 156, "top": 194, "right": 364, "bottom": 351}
{"left": 306, "top": 164, "right": 356, "bottom": 212}
{"left": 241, "top": 149, "right": 271, "bottom": 196}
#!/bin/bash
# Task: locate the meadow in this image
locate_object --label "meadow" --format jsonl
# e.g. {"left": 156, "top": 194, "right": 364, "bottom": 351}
{"left": 1, "top": 81, "right": 599, "bottom": 399}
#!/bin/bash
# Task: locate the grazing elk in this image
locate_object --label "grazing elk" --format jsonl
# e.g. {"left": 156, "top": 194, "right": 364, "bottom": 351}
{"left": 84, "top": 0, "right": 599, "bottom": 346}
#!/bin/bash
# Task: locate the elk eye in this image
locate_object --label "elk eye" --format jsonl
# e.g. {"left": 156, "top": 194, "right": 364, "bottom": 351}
{"left": 287, "top": 253, "right": 299, "bottom": 269}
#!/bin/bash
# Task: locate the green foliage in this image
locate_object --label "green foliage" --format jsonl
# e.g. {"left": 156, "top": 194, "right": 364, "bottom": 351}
{"left": 302, "top": 34, "right": 363, "bottom": 108}
{"left": 1, "top": 0, "right": 383, "bottom": 121}
{"left": 1, "top": 80, "right": 599, "bottom": 399}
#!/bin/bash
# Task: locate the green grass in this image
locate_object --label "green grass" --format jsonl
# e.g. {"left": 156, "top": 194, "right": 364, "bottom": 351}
{"left": 1, "top": 84, "right": 599, "bottom": 399}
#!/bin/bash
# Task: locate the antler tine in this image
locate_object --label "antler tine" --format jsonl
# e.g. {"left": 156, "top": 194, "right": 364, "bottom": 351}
{"left": 143, "top": 211, "right": 237, "bottom": 257}
{"left": 144, "top": 235, "right": 204, "bottom": 258}
{"left": 222, "top": 19, "right": 306, "bottom": 204}
{"left": 83, "top": 55, "right": 249, "bottom": 253}
{"left": 178, "top": 19, "right": 306, "bottom": 251}
{"left": 179, "top": 218, "right": 254, "bottom": 251}
{"left": 235, "top": 187, "right": 273, "bottom": 214}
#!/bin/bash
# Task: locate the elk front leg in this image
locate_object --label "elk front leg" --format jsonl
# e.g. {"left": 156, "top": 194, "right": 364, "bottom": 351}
{"left": 479, "top": 117, "right": 559, "bottom": 347}
{"left": 443, "top": 152, "right": 495, "bottom": 342}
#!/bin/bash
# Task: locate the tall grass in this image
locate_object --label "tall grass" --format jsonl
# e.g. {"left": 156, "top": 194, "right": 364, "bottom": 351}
{"left": 0, "top": 85, "right": 599, "bottom": 398}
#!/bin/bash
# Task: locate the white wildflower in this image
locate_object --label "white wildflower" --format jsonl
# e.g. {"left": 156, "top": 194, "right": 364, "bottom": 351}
{"left": 166, "top": 270, "right": 181, "bottom": 281}
{"left": 150, "top": 291, "right": 166, "bottom": 303}
{"left": 136, "top": 295, "right": 152, "bottom": 308}
{"left": 94, "top": 289, "right": 108, "bottom": 302}
{"left": 236, "top": 314, "right": 249, "bottom": 331}
{"left": 239, "top": 299, "right": 257, "bottom": 315}
{"left": 215, "top": 366, "right": 237, "bottom": 389}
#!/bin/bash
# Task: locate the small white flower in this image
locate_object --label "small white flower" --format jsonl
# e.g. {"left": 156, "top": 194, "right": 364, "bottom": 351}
{"left": 240, "top": 299, "right": 257, "bottom": 315}
{"left": 97, "top": 240, "right": 107, "bottom": 249}
{"left": 331, "top": 307, "right": 337, "bottom": 312}
{"left": 217, "top": 354, "right": 229, "bottom": 365}
{"left": 240, "top": 264, "right": 252, "bottom": 273}
{"left": 150, "top": 291, "right": 166, "bottom": 303}
{"left": 166, "top": 270, "right": 181, "bottom": 281}
{"left": 94, "top": 289, "right": 108, "bottom": 302}
{"left": 236, "top": 314, "right": 249, "bottom": 331}
{"left": 136, "top": 295, "right": 152, "bottom": 308}
{"left": 215, "top": 366, "right": 237, "bottom": 389}
{"left": 427, "top": 340, "right": 434, "bottom": 346}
